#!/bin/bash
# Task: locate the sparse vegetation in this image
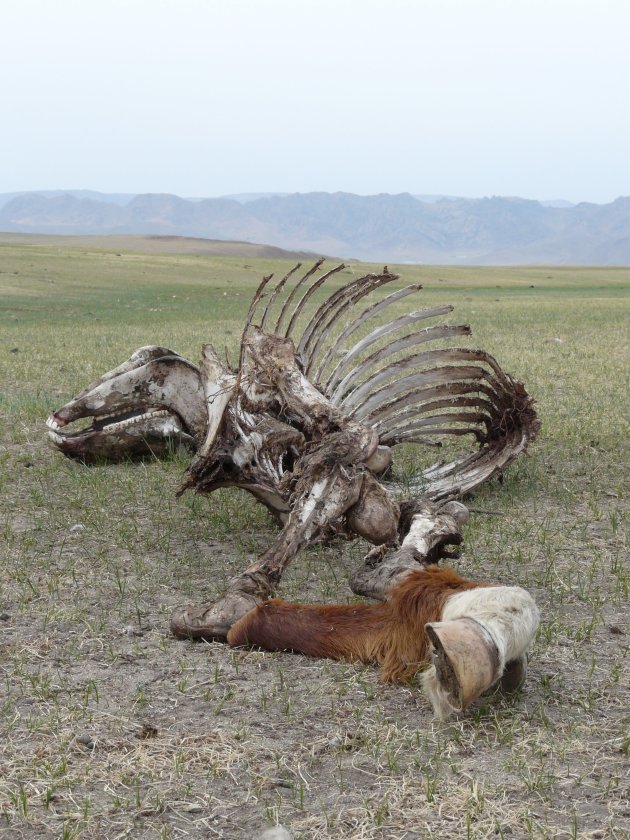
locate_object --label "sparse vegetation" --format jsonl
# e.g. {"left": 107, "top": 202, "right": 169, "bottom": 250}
{"left": 1, "top": 240, "right": 628, "bottom": 838}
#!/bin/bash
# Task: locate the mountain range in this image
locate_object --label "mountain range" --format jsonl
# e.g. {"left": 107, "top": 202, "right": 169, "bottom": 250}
{"left": 1, "top": 190, "right": 629, "bottom": 264}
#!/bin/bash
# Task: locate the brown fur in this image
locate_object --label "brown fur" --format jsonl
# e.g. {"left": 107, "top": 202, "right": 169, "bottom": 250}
{"left": 227, "top": 566, "right": 485, "bottom": 683}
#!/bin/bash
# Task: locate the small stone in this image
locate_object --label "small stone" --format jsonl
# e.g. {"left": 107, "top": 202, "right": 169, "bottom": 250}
{"left": 69, "top": 524, "right": 85, "bottom": 533}
{"left": 0, "top": 613, "right": 10, "bottom": 622}
{"left": 259, "top": 827, "right": 293, "bottom": 840}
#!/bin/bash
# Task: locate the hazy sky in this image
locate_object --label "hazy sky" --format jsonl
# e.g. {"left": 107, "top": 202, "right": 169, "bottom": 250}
{"left": 2, "top": 0, "right": 629, "bottom": 203}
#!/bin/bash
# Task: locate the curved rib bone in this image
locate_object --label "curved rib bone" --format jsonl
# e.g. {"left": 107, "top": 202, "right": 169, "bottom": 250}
{"left": 300, "top": 270, "right": 399, "bottom": 377}
{"left": 330, "top": 324, "right": 472, "bottom": 405}
{"left": 326, "top": 305, "right": 454, "bottom": 398}
{"left": 342, "top": 348, "right": 509, "bottom": 414}
{"left": 314, "top": 283, "right": 423, "bottom": 389}
{"left": 274, "top": 259, "right": 325, "bottom": 335}
{"left": 284, "top": 263, "right": 346, "bottom": 341}
{"left": 259, "top": 263, "right": 303, "bottom": 332}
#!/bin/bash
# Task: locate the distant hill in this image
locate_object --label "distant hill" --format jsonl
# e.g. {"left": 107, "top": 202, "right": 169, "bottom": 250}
{"left": 0, "top": 189, "right": 136, "bottom": 209}
{"left": 1, "top": 190, "right": 628, "bottom": 264}
{"left": 0, "top": 231, "right": 312, "bottom": 260}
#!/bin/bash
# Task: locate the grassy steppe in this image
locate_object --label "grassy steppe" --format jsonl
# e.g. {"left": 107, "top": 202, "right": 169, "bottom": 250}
{"left": 1, "top": 240, "right": 628, "bottom": 839}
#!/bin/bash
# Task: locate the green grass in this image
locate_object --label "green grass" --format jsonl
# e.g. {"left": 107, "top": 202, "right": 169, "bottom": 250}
{"left": 0, "top": 239, "right": 628, "bottom": 839}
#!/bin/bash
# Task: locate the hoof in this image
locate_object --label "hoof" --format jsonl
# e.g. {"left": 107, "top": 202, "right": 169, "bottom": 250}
{"left": 425, "top": 617, "right": 501, "bottom": 712}
{"left": 500, "top": 656, "right": 527, "bottom": 694}
{"left": 170, "top": 590, "right": 261, "bottom": 641}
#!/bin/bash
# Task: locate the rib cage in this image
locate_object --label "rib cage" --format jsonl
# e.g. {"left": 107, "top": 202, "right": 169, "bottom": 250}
{"left": 245, "top": 262, "right": 540, "bottom": 501}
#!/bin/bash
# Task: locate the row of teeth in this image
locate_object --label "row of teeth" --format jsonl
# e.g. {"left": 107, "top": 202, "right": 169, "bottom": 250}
{"left": 46, "top": 409, "right": 172, "bottom": 437}
{"left": 100, "top": 409, "right": 172, "bottom": 433}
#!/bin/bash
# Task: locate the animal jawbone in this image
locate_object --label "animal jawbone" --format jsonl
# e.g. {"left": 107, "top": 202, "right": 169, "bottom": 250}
{"left": 46, "top": 407, "right": 193, "bottom": 460}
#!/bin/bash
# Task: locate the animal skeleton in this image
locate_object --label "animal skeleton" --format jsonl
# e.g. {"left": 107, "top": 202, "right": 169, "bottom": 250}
{"left": 47, "top": 260, "right": 541, "bottom": 716}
